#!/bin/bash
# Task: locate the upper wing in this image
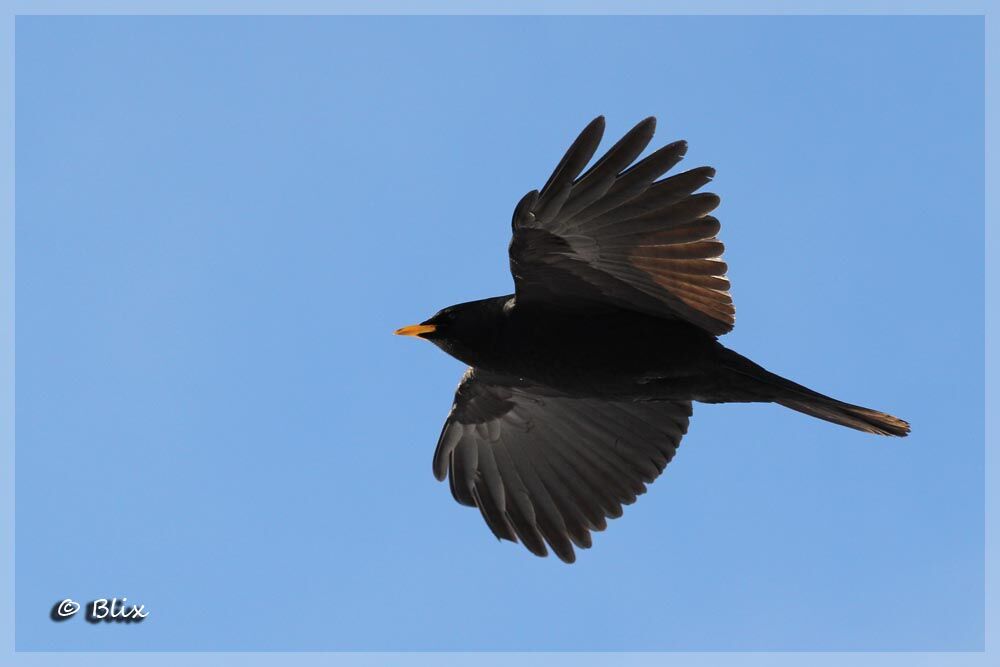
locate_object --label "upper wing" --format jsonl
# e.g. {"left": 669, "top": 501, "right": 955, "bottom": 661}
{"left": 433, "top": 368, "right": 692, "bottom": 563}
{"left": 509, "top": 116, "right": 734, "bottom": 335}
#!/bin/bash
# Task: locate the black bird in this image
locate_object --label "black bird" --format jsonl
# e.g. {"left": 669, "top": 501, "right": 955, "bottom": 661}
{"left": 395, "top": 116, "right": 909, "bottom": 563}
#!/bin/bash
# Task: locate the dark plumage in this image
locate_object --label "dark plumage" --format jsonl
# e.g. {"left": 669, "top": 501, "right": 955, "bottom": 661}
{"left": 396, "top": 116, "right": 909, "bottom": 563}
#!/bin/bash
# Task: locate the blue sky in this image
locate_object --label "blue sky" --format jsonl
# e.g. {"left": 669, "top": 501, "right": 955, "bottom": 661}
{"left": 14, "top": 15, "right": 983, "bottom": 650}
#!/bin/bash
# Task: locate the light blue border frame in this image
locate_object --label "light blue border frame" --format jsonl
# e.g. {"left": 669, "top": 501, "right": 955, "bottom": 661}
{"left": 1, "top": 1, "right": 990, "bottom": 663}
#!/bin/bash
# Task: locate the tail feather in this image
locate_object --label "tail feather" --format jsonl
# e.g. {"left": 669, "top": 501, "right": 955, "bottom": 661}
{"left": 777, "top": 397, "right": 910, "bottom": 437}
{"left": 719, "top": 348, "right": 910, "bottom": 437}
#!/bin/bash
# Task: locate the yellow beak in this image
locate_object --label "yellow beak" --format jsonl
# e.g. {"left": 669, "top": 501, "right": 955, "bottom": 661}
{"left": 394, "top": 323, "right": 437, "bottom": 337}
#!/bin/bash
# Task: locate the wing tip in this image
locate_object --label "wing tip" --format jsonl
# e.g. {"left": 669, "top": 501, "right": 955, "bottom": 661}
{"left": 664, "top": 139, "right": 689, "bottom": 161}
{"left": 586, "top": 115, "right": 606, "bottom": 135}
{"left": 634, "top": 115, "right": 657, "bottom": 138}
{"left": 555, "top": 547, "right": 577, "bottom": 564}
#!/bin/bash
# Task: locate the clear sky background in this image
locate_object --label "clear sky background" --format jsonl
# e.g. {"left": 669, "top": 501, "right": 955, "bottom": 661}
{"left": 15, "top": 15, "right": 983, "bottom": 651}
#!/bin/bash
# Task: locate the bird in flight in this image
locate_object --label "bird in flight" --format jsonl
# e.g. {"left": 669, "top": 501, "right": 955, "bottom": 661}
{"left": 395, "top": 116, "right": 909, "bottom": 563}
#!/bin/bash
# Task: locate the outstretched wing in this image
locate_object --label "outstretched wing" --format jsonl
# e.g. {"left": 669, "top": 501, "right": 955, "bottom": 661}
{"left": 509, "top": 116, "right": 734, "bottom": 335}
{"left": 433, "top": 368, "right": 692, "bottom": 563}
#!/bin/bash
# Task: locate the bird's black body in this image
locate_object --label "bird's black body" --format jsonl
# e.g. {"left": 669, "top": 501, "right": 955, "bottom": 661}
{"left": 396, "top": 116, "right": 909, "bottom": 563}
{"left": 425, "top": 295, "right": 730, "bottom": 401}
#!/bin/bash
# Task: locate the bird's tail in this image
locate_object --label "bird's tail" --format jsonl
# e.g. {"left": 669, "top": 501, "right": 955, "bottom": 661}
{"left": 719, "top": 350, "right": 910, "bottom": 437}
{"left": 775, "top": 396, "right": 910, "bottom": 437}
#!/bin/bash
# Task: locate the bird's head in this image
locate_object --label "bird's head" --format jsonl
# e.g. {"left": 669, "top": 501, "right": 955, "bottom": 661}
{"left": 394, "top": 296, "right": 510, "bottom": 366}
